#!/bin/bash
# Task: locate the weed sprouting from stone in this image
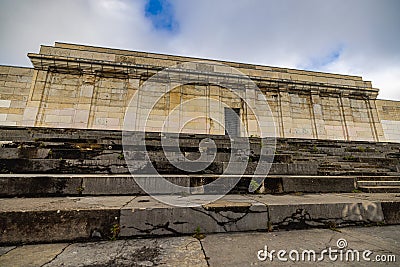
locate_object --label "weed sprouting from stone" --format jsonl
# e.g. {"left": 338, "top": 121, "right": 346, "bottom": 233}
{"left": 193, "top": 226, "right": 205, "bottom": 240}
{"left": 249, "top": 180, "right": 260, "bottom": 192}
{"left": 110, "top": 224, "right": 120, "bottom": 241}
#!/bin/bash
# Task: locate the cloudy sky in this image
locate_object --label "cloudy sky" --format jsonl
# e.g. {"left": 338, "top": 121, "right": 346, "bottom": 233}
{"left": 1, "top": 0, "right": 399, "bottom": 100}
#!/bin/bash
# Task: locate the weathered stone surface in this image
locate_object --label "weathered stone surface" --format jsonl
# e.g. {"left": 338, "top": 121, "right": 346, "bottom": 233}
{"left": 381, "top": 201, "right": 400, "bottom": 224}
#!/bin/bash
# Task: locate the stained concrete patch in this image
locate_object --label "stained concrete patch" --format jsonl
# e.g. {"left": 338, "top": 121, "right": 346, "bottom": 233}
{"left": 0, "top": 243, "right": 68, "bottom": 267}
{"left": 43, "top": 237, "right": 207, "bottom": 267}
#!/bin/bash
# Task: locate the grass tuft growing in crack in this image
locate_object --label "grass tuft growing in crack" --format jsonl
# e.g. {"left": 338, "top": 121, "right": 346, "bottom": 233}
{"left": 193, "top": 226, "right": 205, "bottom": 240}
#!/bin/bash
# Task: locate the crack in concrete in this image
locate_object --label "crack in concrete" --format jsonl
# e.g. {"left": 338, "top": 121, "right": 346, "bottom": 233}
{"left": 121, "top": 196, "right": 137, "bottom": 209}
{"left": 274, "top": 208, "right": 381, "bottom": 230}
{"left": 40, "top": 243, "right": 71, "bottom": 267}
{"left": 189, "top": 208, "right": 229, "bottom": 231}
{"left": 0, "top": 246, "right": 17, "bottom": 257}
{"left": 129, "top": 221, "right": 182, "bottom": 235}
{"left": 199, "top": 239, "right": 210, "bottom": 267}
{"left": 191, "top": 206, "right": 268, "bottom": 232}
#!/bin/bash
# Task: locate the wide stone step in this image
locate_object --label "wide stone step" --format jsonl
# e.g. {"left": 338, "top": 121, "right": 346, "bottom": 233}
{"left": 358, "top": 180, "right": 400, "bottom": 187}
{"left": 0, "top": 174, "right": 359, "bottom": 197}
{"left": 356, "top": 176, "right": 400, "bottom": 181}
{"left": 358, "top": 186, "right": 400, "bottom": 193}
{"left": 318, "top": 169, "right": 396, "bottom": 176}
{"left": 1, "top": 193, "right": 398, "bottom": 245}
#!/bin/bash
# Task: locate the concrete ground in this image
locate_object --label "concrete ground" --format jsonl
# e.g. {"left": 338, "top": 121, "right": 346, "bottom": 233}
{"left": 0, "top": 225, "right": 398, "bottom": 267}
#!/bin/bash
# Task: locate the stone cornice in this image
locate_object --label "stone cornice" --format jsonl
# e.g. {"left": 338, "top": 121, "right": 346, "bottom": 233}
{"left": 28, "top": 49, "right": 379, "bottom": 99}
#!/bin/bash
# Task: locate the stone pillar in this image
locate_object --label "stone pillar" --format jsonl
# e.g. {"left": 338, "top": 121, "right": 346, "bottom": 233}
{"left": 365, "top": 96, "right": 385, "bottom": 142}
{"left": 73, "top": 74, "right": 96, "bottom": 128}
{"left": 22, "top": 70, "right": 49, "bottom": 126}
{"left": 87, "top": 75, "right": 99, "bottom": 129}
{"left": 310, "top": 90, "right": 327, "bottom": 139}
{"left": 279, "top": 87, "right": 292, "bottom": 138}
{"left": 339, "top": 93, "right": 356, "bottom": 141}
{"left": 276, "top": 90, "right": 285, "bottom": 138}
{"left": 22, "top": 69, "right": 40, "bottom": 126}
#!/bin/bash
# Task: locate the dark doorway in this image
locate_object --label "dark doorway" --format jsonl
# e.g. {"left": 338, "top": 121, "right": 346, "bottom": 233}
{"left": 224, "top": 107, "right": 240, "bottom": 136}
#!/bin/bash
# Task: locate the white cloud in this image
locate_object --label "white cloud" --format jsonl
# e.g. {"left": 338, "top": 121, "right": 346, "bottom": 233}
{"left": 0, "top": 0, "right": 399, "bottom": 100}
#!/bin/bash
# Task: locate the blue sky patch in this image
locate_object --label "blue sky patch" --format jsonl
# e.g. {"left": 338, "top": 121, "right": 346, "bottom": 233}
{"left": 301, "top": 44, "right": 345, "bottom": 70}
{"left": 145, "top": 0, "right": 178, "bottom": 32}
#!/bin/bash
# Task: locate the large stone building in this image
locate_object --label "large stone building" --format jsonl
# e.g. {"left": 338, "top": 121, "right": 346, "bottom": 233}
{"left": 0, "top": 42, "right": 399, "bottom": 142}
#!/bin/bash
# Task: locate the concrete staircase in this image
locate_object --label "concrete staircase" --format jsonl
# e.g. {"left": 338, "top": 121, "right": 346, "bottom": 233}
{"left": 0, "top": 126, "right": 399, "bottom": 245}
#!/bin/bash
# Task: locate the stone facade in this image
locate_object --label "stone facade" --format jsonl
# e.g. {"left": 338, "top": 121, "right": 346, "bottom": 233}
{"left": 0, "top": 42, "right": 398, "bottom": 142}
{"left": 376, "top": 100, "right": 400, "bottom": 142}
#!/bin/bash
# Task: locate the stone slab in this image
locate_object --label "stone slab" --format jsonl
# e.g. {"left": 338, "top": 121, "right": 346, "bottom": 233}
{"left": 0, "top": 175, "right": 82, "bottom": 197}
{"left": 281, "top": 176, "right": 356, "bottom": 193}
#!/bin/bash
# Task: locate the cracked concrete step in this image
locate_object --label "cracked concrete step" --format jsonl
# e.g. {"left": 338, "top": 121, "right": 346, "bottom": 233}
{"left": 1, "top": 193, "right": 399, "bottom": 245}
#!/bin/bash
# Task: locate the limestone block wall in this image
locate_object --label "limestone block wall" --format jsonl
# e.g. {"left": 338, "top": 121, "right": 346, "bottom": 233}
{"left": 376, "top": 100, "right": 400, "bottom": 142}
{"left": 21, "top": 71, "right": 138, "bottom": 130}
{"left": 0, "top": 42, "right": 396, "bottom": 142}
{"left": 0, "top": 66, "right": 33, "bottom": 126}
